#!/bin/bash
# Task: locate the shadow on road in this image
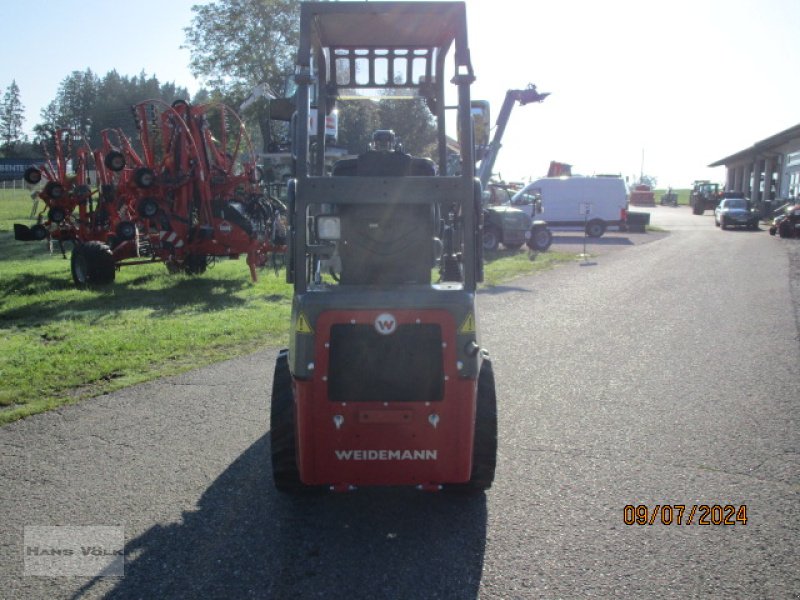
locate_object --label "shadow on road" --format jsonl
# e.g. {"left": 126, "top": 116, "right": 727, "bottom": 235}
{"left": 551, "top": 234, "right": 634, "bottom": 247}
{"left": 479, "top": 284, "right": 533, "bottom": 295}
{"left": 73, "top": 435, "right": 488, "bottom": 599}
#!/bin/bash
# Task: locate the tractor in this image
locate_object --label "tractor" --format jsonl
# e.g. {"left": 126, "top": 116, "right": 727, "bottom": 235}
{"left": 690, "top": 180, "right": 722, "bottom": 215}
{"left": 270, "top": 0, "right": 497, "bottom": 493}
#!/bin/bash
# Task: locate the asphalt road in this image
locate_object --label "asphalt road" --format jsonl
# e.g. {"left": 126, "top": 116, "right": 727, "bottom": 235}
{"left": 1, "top": 206, "right": 798, "bottom": 599}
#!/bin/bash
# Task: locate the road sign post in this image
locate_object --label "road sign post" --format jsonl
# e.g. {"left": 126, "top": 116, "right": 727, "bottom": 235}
{"left": 579, "top": 202, "right": 592, "bottom": 262}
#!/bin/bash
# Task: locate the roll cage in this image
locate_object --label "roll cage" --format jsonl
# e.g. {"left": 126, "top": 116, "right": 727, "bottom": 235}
{"left": 288, "top": 1, "right": 481, "bottom": 293}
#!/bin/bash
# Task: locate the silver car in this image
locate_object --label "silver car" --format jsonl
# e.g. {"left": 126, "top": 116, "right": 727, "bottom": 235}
{"left": 714, "top": 197, "right": 760, "bottom": 230}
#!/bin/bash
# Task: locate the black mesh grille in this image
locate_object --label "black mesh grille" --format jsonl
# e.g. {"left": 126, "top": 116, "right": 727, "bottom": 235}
{"left": 328, "top": 324, "right": 443, "bottom": 402}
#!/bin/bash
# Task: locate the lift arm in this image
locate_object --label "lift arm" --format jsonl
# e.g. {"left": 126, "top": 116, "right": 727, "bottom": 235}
{"left": 477, "top": 84, "right": 549, "bottom": 188}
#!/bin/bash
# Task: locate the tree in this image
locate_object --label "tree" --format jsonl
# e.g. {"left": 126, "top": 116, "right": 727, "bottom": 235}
{"left": 183, "top": 0, "right": 301, "bottom": 152}
{"left": 336, "top": 100, "right": 381, "bottom": 155}
{"left": 35, "top": 70, "right": 98, "bottom": 144}
{"left": 91, "top": 70, "right": 189, "bottom": 148}
{"left": 377, "top": 99, "right": 437, "bottom": 159}
{"left": 34, "top": 69, "right": 189, "bottom": 151}
{"left": 1, "top": 80, "right": 26, "bottom": 156}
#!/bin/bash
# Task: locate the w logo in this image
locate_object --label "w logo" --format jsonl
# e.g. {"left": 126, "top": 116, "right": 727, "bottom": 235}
{"left": 374, "top": 313, "right": 397, "bottom": 335}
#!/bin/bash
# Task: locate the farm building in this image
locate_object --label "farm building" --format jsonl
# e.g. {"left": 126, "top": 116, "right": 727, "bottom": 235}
{"left": 709, "top": 123, "right": 800, "bottom": 214}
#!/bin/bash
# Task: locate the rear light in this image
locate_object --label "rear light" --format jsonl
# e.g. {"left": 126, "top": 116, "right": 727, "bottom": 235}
{"left": 620, "top": 208, "right": 628, "bottom": 222}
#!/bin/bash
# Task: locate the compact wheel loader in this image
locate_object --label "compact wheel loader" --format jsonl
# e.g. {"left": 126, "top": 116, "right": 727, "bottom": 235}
{"left": 270, "top": 0, "right": 497, "bottom": 493}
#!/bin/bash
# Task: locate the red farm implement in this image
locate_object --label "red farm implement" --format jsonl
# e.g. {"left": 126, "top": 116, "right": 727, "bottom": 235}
{"left": 15, "top": 101, "right": 286, "bottom": 287}
{"left": 99, "top": 99, "right": 286, "bottom": 283}
{"left": 14, "top": 129, "right": 96, "bottom": 252}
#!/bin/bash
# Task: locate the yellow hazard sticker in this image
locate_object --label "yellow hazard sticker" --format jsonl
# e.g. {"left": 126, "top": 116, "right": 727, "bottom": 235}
{"left": 296, "top": 313, "right": 313, "bottom": 334}
{"left": 459, "top": 313, "right": 476, "bottom": 333}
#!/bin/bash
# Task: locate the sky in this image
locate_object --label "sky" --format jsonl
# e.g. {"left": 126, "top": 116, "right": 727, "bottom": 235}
{"left": 1, "top": 0, "right": 798, "bottom": 188}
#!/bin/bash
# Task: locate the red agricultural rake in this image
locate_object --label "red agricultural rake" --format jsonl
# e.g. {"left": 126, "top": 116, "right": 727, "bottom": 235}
{"left": 14, "top": 100, "right": 286, "bottom": 287}
{"left": 14, "top": 129, "right": 95, "bottom": 253}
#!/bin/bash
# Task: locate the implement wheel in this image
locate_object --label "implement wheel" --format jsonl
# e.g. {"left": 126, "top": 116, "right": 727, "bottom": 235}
{"left": 71, "top": 242, "right": 115, "bottom": 288}
{"left": 23, "top": 167, "right": 42, "bottom": 185}
{"left": 184, "top": 254, "right": 207, "bottom": 275}
{"left": 133, "top": 167, "right": 156, "bottom": 189}
{"left": 104, "top": 151, "right": 126, "bottom": 172}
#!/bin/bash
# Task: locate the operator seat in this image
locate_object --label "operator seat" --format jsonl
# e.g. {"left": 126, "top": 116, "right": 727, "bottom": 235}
{"left": 332, "top": 144, "right": 437, "bottom": 285}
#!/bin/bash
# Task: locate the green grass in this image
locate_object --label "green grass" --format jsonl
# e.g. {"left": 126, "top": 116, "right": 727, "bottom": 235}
{"left": 481, "top": 248, "right": 575, "bottom": 286}
{"left": 0, "top": 190, "right": 577, "bottom": 424}
{"left": 0, "top": 254, "right": 293, "bottom": 423}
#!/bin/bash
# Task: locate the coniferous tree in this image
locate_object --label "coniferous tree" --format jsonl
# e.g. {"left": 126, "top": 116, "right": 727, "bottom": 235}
{"left": 1, "top": 80, "right": 26, "bottom": 156}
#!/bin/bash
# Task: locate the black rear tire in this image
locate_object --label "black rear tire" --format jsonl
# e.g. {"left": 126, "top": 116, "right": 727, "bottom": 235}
{"left": 71, "top": 242, "right": 115, "bottom": 288}
{"left": 446, "top": 358, "right": 498, "bottom": 492}
{"left": 270, "top": 350, "right": 304, "bottom": 493}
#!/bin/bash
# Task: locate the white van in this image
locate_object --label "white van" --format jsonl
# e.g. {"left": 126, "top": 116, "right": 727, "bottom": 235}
{"left": 511, "top": 176, "right": 629, "bottom": 237}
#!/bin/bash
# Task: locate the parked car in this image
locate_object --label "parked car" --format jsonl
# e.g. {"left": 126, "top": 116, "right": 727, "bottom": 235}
{"left": 769, "top": 203, "right": 800, "bottom": 238}
{"left": 714, "top": 197, "right": 760, "bottom": 230}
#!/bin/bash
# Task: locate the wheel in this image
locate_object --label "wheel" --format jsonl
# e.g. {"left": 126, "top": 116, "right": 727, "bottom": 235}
{"left": 270, "top": 350, "right": 304, "bottom": 493}
{"left": 43, "top": 181, "right": 65, "bottom": 200}
{"left": 586, "top": 219, "right": 606, "bottom": 238}
{"left": 104, "top": 151, "right": 126, "bottom": 172}
{"left": 184, "top": 254, "right": 207, "bottom": 275}
{"left": 446, "top": 358, "right": 497, "bottom": 492}
{"left": 482, "top": 227, "right": 500, "bottom": 251}
{"left": 526, "top": 225, "right": 553, "bottom": 252}
{"left": 503, "top": 242, "right": 523, "bottom": 251}
{"left": 31, "top": 224, "right": 48, "bottom": 241}
{"left": 720, "top": 217, "right": 727, "bottom": 230}
{"left": 133, "top": 167, "right": 156, "bottom": 188}
{"left": 23, "top": 167, "right": 42, "bottom": 185}
{"left": 138, "top": 197, "right": 160, "bottom": 219}
{"left": 116, "top": 221, "right": 137, "bottom": 241}
{"left": 714, "top": 217, "right": 720, "bottom": 227}
{"left": 47, "top": 207, "right": 66, "bottom": 223}
{"left": 171, "top": 98, "right": 191, "bottom": 110}
{"left": 71, "top": 242, "right": 115, "bottom": 288}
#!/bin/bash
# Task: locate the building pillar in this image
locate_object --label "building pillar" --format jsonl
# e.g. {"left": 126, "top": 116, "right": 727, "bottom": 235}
{"left": 764, "top": 156, "right": 774, "bottom": 199}
{"left": 726, "top": 168, "right": 735, "bottom": 191}
{"left": 743, "top": 164, "right": 752, "bottom": 196}
{"left": 735, "top": 166, "right": 745, "bottom": 192}
{"left": 751, "top": 159, "right": 762, "bottom": 202}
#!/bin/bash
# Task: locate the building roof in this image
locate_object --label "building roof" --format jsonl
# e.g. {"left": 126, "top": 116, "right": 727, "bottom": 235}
{"left": 708, "top": 122, "right": 800, "bottom": 167}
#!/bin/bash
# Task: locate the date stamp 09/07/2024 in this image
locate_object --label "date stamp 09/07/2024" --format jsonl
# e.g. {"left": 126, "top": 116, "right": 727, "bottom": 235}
{"left": 623, "top": 504, "right": 748, "bottom": 526}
